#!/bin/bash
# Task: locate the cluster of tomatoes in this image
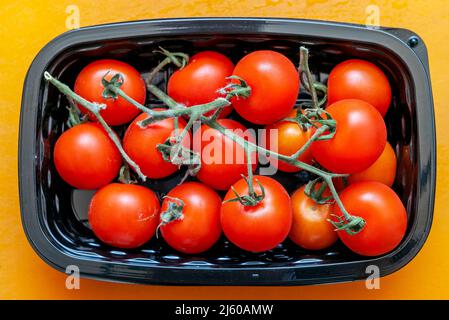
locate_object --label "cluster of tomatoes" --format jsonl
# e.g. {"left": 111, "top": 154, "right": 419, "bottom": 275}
{"left": 51, "top": 48, "right": 407, "bottom": 257}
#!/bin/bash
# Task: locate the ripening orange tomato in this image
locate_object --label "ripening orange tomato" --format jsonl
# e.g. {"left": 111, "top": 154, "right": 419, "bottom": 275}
{"left": 348, "top": 142, "right": 397, "bottom": 187}
{"left": 289, "top": 184, "right": 338, "bottom": 250}
{"left": 262, "top": 110, "right": 314, "bottom": 173}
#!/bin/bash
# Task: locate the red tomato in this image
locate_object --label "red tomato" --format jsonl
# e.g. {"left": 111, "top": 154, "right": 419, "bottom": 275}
{"left": 123, "top": 112, "right": 188, "bottom": 179}
{"left": 221, "top": 176, "right": 292, "bottom": 252}
{"left": 88, "top": 183, "right": 160, "bottom": 249}
{"left": 311, "top": 99, "right": 387, "bottom": 174}
{"left": 262, "top": 110, "right": 314, "bottom": 172}
{"left": 334, "top": 181, "right": 407, "bottom": 256}
{"left": 349, "top": 142, "right": 397, "bottom": 187}
{"left": 231, "top": 50, "right": 299, "bottom": 125}
{"left": 289, "top": 184, "right": 337, "bottom": 250}
{"left": 75, "top": 59, "right": 146, "bottom": 125}
{"left": 53, "top": 123, "right": 122, "bottom": 190}
{"left": 168, "top": 51, "right": 234, "bottom": 118}
{"left": 327, "top": 59, "right": 392, "bottom": 116}
{"left": 160, "top": 182, "right": 222, "bottom": 254}
{"left": 193, "top": 119, "right": 257, "bottom": 191}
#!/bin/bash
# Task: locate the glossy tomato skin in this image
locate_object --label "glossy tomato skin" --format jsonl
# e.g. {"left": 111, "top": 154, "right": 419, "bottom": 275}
{"left": 231, "top": 50, "right": 299, "bottom": 125}
{"left": 193, "top": 119, "right": 257, "bottom": 190}
{"left": 53, "top": 123, "right": 122, "bottom": 190}
{"left": 311, "top": 99, "right": 387, "bottom": 174}
{"left": 168, "top": 51, "right": 234, "bottom": 118}
{"left": 334, "top": 181, "right": 407, "bottom": 256}
{"left": 75, "top": 59, "right": 146, "bottom": 125}
{"left": 88, "top": 183, "right": 160, "bottom": 249}
{"left": 349, "top": 142, "right": 397, "bottom": 187}
{"left": 262, "top": 110, "right": 314, "bottom": 172}
{"left": 327, "top": 59, "right": 392, "bottom": 116}
{"left": 160, "top": 182, "right": 222, "bottom": 254}
{"left": 289, "top": 185, "right": 337, "bottom": 250}
{"left": 123, "top": 112, "right": 188, "bottom": 179}
{"left": 221, "top": 176, "right": 292, "bottom": 252}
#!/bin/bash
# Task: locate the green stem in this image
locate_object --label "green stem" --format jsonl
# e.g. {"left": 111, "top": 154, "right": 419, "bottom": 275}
{"left": 204, "top": 119, "right": 340, "bottom": 179}
{"left": 169, "top": 114, "right": 196, "bottom": 162}
{"left": 109, "top": 85, "right": 154, "bottom": 115}
{"left": 315, "top": 181, "right": 328, "bottom": 199}
{"left": 325, "top": 176, "right": 366, "bottom": 235}
{"left": 145, "top": 48, "right": 189, "bottom": 88}
{"left": 314, "top": 82, "right": 328, "bottom": 108}
{"left": 145, "top": 57, "right": 171, "bottom": 88}
{"left": 148, "top": 84, "right": 182, "bottom": 110}
{"left": 139, "top": 97, "right": 230, "bottom": 127}
{"left": 154, "top": 47, "right": 189, "bottom": 69}
{"left": 299, "top": 47, "right": 319, "bottom": 109}
{"left": 245, "top": 141, "right": 256, "bottom": 196}
{"left": 43, "top": 72, "right": 147, "bottom": 181}
{"left": 288, "top": 124, "right": 328, "bottom": 160}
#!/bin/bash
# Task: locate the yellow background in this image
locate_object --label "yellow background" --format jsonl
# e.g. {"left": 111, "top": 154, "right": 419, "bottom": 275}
{"left": 1, "top": 0, "right": 448, "bottom": 299}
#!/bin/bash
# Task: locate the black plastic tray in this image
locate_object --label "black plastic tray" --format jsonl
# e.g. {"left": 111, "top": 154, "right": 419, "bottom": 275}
{"left": 19, "top": 18, "right": 435, "bottom": 285}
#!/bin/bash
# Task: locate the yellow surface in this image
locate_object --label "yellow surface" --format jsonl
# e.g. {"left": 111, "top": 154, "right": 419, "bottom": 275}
{"left": 1, "top": 0, "right": 448, "bottom": 299}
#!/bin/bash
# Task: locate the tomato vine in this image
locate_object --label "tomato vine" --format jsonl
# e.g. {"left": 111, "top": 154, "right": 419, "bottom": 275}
{"left": 43, "top": 46, "right": 366, "bottom": 235}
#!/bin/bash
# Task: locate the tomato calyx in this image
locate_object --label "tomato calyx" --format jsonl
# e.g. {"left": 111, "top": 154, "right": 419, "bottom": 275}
{"left": 304, "top": 108, "right": 337, "bottom": 141}
{"left": 66, "top": 102, "right": 88, "bottom": 127}
{"left": 157, "top": 196, "right": 185, "bottom": 235}
{"left": 118, "top": 164, "right": 137, "bottom": 184}
{"left": 101, "top": 72, "right": 124, "bottom": 100}
{"left": 329, "top": 214, "right": 366, "bottom": 236}
{"left": 224, "top": 176, "right": 266, "bottom": 207}
{"left": 278, "top": 107, "right": 337, "bottom": 142}
{"left": 304, "top": 179, "right": 334, "bottom": 205}
{"left": 156, "top": 138, "right": 201, "bottom": 181}
{"left": 209, "top": 76, "right": 251, "bottom": 121}
{"left": 218, "top": 76, "right": 251, "bottom": 100}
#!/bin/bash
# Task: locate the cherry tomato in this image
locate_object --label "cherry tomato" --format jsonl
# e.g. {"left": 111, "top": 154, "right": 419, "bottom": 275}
{"left": 221, "top": 176, "right": 292, "bottom": 252}
{"left": 231, "top": 50, "right": 299, "bottom": 125}
{"left": 160, "top": 182, "right": 222, "bottom": 254}
{"left": 311, "top": 99, "right": 387, "bottom": 174}
{"left": 327, "top": 59, "right": 392, "bottom": 116}
{"left": 193, "top": 119, "right": 257, "bottom": 191}
{"left": 334, "top": 181, "right": 407, "bottom": 256}
{"left": 349, "top": 142, "right": 397, "bottom": 187}
{"left": 53, "top": 123, "right": 122, "bottom": 190}
{"left": 168, "top": 51, "right": 234, "bottom": 118}
{"left": 261, "top": 109, "right": 314, "bottom": 172}
{"left": 75, "top": 59, "right": 146, "bottom": 125}
{"left": 88, "top": 183, "right": 160, "bottom": 249}
{"left": 289, "top": 184, "right": 337, "bottom": 250}
{"left": 123, "top": 112, "right": 188, "bottom": 179}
